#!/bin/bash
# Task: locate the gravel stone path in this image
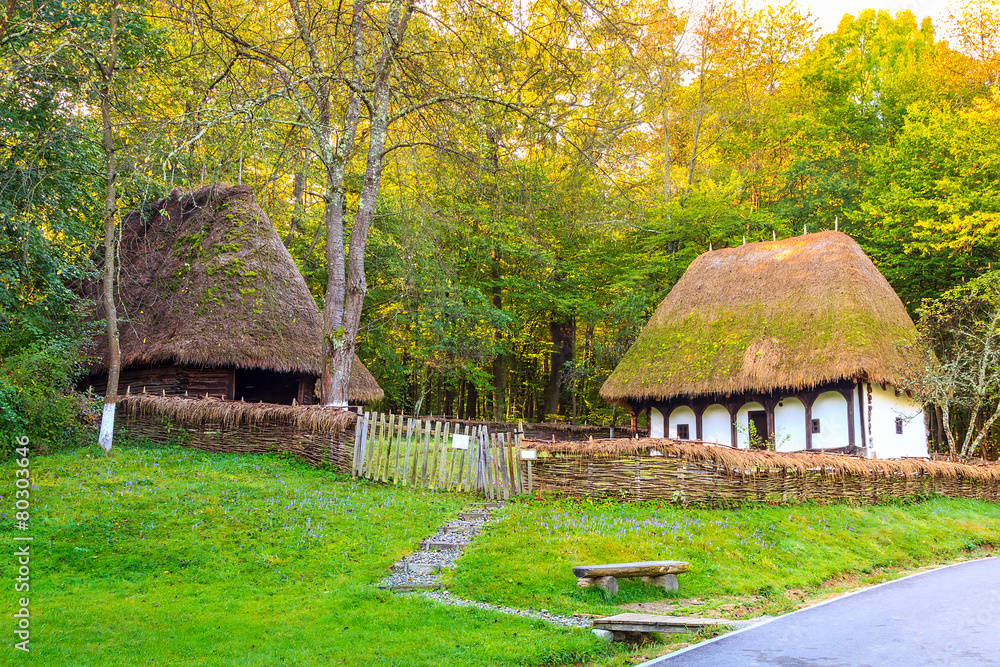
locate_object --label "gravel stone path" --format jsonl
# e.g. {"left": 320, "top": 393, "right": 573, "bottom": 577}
{"left": 378, "top": 502, "right": 590, "bottom": 628}
{"left": 420, "top": 590, "right": 593, "bottom": 628}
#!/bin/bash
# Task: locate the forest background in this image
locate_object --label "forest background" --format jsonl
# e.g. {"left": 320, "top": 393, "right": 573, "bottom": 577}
{"left": 3, "top": 0, "right": 1000, "bottom": 452}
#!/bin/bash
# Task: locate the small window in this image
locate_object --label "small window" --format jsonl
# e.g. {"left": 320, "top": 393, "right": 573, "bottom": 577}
{"left": 676, "top": 424, "right": 690, "bottom": 440}
{"left": 811, "top": 419, "right": 821, "bottom": 434}
{"left": 895, "top": 417, "right": 903, "bottom": 435}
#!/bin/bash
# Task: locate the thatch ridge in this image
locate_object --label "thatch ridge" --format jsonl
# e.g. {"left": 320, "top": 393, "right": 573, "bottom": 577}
{"left": 521, "top": 438, "right": 1000, "bottom": 483}
{"left": 601, "top": 231, "right": 920, "bottom": 403}
{"left": 119, "top": 393, "right": 357, "bottom": 432}
{"left": 84, "top": 184, "right": 384, "bottom": 401}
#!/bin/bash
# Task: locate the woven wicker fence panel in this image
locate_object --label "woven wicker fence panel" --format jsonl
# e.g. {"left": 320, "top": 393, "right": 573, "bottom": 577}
{"left": 529, "top": 454, "right": 1000, "bottom": 505}
{"left": 120, "top": 413, "right": 352, "bottom": 469}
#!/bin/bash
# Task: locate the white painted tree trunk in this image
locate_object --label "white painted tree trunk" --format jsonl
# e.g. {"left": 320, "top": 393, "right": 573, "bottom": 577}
{"left": 98, "top": 403, "right": 116, "bottom": 453}
{"left": 98, "top": 1, "right": 120, "bottom": 455}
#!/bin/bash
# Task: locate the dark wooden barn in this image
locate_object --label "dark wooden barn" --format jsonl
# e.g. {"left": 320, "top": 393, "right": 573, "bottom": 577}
{"left": 81, "top": 184, "right": 383, "bottom": 406}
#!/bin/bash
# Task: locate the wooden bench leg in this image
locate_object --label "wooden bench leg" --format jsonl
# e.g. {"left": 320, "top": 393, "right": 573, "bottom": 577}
{"left": 577, "top": 575, "right": 619, "bottom": 596}
{"left": 640, "top": 574, "right": 678, "bottom": 592}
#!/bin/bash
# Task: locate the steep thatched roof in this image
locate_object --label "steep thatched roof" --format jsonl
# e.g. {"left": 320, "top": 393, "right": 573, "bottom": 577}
{"left": 601, "top": 231, "right": 919, "bottom": 404}
{"left": 85, "top": 184, "right": 383, "bottom": 401}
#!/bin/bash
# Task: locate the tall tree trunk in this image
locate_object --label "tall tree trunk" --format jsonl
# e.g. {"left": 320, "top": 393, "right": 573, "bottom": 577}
{"left": 322, "top": 0, "right": 413, "bottom": 407}
{"left": 97, "top": 1, "right": 119, "bottom": 456}
{"left": 466, "top": 381, "right": 478, "bottom": 420}
{"left": 491, "top": 267, "right": 506, "bottom": 421}
{"left": 544, "top": 316, "right": 574, "bottom": 419}
{"left": 941, "top": 400, "right": 957, "bottom": 460}
{"left": 688, "top": 44, "right": 707, "bottom": 186}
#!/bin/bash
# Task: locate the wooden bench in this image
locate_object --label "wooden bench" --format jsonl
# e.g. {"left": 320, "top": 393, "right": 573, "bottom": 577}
{"left": 592, "top": 613, "right": 736, "bottom": 642}
{"left": 573, "top": 560, "right": 689, "bottom": 596}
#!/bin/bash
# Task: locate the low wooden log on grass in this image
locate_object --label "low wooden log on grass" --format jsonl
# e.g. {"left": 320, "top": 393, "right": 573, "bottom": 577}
{"left": 574, "top": 560, "right": 690, "bottom": 595}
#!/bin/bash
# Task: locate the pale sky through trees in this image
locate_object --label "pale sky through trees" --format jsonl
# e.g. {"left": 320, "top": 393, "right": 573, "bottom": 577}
{"left": 803, "top": 0, "right": 951, "bottom": 32}
{"left": 683, "top": 0, "right": 953, "bottom": 34}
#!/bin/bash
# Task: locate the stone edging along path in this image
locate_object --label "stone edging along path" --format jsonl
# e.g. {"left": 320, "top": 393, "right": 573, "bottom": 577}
{"left": 377, "top": 502, "right": 591, "bottom": 629}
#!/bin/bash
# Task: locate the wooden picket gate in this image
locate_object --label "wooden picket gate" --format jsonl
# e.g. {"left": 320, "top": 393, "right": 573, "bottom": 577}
{"left": 351, "top": 412, "right": 525, "bottom": 499}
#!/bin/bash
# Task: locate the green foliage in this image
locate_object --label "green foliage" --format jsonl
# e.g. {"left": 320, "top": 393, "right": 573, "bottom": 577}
{"left": 0, "top": 335, "right": 96, "bottom": 456}
{"left": 863, "top": 96, "right": 1000, "bottom": 309}
{"left": 905, "top": 270, "right": 1000, "bottom": 457}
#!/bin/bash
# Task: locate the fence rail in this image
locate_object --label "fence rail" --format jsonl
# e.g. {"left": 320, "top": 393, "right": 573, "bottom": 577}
{"left": 351, "top": 412, "right": 525, "bottom": 499}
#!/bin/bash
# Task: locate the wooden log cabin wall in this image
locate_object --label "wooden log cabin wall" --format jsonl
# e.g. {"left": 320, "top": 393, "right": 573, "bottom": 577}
{"left": 81, "top": 365, "right": 318, "bottom": 405}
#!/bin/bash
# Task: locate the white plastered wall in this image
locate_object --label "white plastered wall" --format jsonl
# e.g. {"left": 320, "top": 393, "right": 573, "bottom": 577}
{"left": 867, "top": 384, "right": 928, "bottom": 459}
{"left": 735, "top": 402, "right": 764, "bottom": 449}
{"left": 854, "top": 384, "right": 865, "bottom": 449}
{"left": 812, "top": 391, "right": 848, "bottom": 449}
{"left": 650, "top": 407, "right": 664, "bottom": 438}
{"left": 702, "top": 404, "right": 731, "bottom": 445}
{"left": 773, "top": 397, "right": 806, "bottom": 452}
{"left": 669, "top": 406, "right": 696, "bottom": 439}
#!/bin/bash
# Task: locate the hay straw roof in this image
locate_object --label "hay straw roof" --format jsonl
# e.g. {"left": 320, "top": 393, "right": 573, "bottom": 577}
{"left": 85, "top": 184, "right": 383, "bottom": 402}
{"left": 601, "top": 231, "right": 918, "bottom": 404}
{"left": 521, "top": 438, "right": 1000, "bottom": 482}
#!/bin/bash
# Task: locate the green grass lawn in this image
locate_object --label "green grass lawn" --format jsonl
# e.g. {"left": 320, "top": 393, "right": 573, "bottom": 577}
{"left": 0, "top": 442, "right": 616, "bottom": 666}
{"left": 447, "top": 495, "right": 1000, "bottom": 622}
{"left": 4, "top": 442, "right": 999, "bottom": 666}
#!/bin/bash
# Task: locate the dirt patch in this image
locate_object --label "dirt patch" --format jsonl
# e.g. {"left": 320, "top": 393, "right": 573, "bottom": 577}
{"left": 619, "top": 595, "right": 766, "bottom": 619}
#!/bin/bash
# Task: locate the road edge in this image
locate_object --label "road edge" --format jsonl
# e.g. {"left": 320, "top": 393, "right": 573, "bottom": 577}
{"left": 635, "top": 555, "right": 999, "bottom": 666}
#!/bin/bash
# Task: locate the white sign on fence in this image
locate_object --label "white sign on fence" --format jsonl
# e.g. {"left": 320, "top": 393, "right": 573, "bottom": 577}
{"left": 519, "top": 449, "right": 537, "bottom": 460}
{"left": 451, "top": 434, "right": 470, "bottom": 450}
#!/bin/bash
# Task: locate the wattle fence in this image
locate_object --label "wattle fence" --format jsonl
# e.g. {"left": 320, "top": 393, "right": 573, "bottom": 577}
{"left": 351, "top": 412, "right": 526, "bottom": 500}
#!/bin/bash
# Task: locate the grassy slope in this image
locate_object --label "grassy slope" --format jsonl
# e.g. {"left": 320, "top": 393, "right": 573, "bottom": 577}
{"left": 5, "top": 444, "right": 999, "bottom": 667}
{"left": 446, "top": 497, "right": 1000, "bottom": 620}
{"left": 0, "top": 444, "right": 614, "bottom": 666}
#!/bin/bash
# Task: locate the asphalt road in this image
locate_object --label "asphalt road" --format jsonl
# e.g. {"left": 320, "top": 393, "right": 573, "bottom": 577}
{"left": 643, "top": 557, "right": 1000, "bottom": 667}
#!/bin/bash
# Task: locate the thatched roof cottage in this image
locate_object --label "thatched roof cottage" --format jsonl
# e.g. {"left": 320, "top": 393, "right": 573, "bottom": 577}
{"left": 82, "top": 184, "right": 383, "bottom": 405}
{"left": 601, "top": 231, "right": 927, "bottom": 459}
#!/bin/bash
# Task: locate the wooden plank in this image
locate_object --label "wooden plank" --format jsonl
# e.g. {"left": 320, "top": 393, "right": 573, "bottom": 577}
{"left": 436, "top": 422, "right": 450, "bottom": 489}
{"left": 402, "top": 418, "right": 415, "bottom": 486}
{"left": 352, "top": 411, "right": 365, "bottom": 477}
{"left": 573, "top": 561, "right": 690, "bottom": 578}
{"left": 494, "top": 432, "right": 505, "bottom": 499}
{"left": 371, "top": 413, "right": 385, "bottom": 480}
{"left": 430, "top": 421, "right": 443, "bottom": 489}
{"left": 471, "top": 425, "right": 482, "bottom": 494}
{"left": 503, "top": 434, "right": 515, "bottom": 495}
{"left": 512, "top": 438, "right": 523, "bottom": 495}
{"left": 498, "top": 433, "right": 511, "bottom": 500}
{"left": 479, "top": 429, "right": 489, "bottom": 499}
{"left": 455, "top": 424, "right": 469, "bottom": 492}
{"left": 420, "top": 419, "right": 432, "bottom": 488}
{"left": 409, "top": 420, "right": 421, "bottom": 487}
{"left": 592, "top": 613, "right": 735, "bottom": 634}
{"left": 446, "top": 423, "right": 459, "bottom": 491}
{"left": 486, "top": 432, "right": 498, "bottom": 500}
{"left": 380, "top": 413, "right": 396, "bottom": 482}
{"left": 393, "top": 415, "right": 405, "bottom": 484}
{"left": 359, "top": 412, "right": 374, "bottom": 477}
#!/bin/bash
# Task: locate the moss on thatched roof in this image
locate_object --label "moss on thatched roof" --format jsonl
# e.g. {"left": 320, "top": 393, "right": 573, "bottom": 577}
{"left": 85, "top": 184, "right": 383, "bottom": 401}
{"left": 601, "top": 232, "right": 918, "bottom": 404}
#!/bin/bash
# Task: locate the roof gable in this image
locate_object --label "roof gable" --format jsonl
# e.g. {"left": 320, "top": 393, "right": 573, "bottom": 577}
{"left": 85, "top": 184, "right": 383, "bottom": 401}
{"left": 600, "top": 231, "right": 918, "bottom": 403}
